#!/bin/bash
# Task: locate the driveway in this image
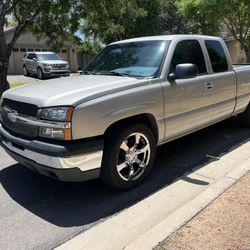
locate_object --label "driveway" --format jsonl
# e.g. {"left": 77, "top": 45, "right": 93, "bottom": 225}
{"left": 7, "top": 73, "right": 80, "bottom": 85}
{"left": 1, "top": 118, "right": 250, "bottom": 249}
{"left": 7, "top": 75, "right": 41, "bottom": 85}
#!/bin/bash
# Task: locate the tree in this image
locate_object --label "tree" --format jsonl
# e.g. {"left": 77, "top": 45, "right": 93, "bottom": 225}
{"left": 0, "top": 0, "right": 79, "bottom": 97}
{"left": 78, "top": 0, "right": 147, "bottom": 44}
{"left": 76, "top": 39, "right": 103, "bottom": 55}
{"left": 78, "top": 0, "right": 197, "bottom": 44}
{"left": 178, "top": 0, "right": 250, "bottom": 62}
{"left": 161, "top": 0, "right": 198, "bottom": 35}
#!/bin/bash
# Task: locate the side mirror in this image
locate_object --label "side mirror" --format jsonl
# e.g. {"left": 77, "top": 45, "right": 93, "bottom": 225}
{"left": 32, "top": 58, "right": 37, "bottom": 61}
{"left": 168, "top": 63, "right": 198, "bottom": 81}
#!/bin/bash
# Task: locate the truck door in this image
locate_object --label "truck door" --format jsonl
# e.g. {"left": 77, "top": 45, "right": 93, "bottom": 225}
{"left": 162, "top": 39, "right": 214, "bottom": 141}
{"left": 204, "top": 40, "right": 236, "bottom": 121}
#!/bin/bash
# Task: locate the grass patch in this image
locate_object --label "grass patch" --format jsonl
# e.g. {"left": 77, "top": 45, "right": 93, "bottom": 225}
{"left": 10, "top": 82, "right": 27, "bottom": 88}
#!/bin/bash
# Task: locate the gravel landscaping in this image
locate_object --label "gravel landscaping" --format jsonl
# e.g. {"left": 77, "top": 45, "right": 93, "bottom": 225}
{"left": 156, "top": 172, "right": 250, "bottom": 250}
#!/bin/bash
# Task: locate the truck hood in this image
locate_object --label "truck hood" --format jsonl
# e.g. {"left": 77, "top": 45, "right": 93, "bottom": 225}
{"left": 3, "top": 75, "right": 148, "bottom": 107}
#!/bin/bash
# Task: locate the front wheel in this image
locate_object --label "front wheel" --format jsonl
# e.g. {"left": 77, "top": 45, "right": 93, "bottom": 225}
{"left": 37, "top": 68, "right": 44, "bottom": 80}
{"left": 101, "top": 124, "right": 156, "bottom": 190}
{"left": 238, "top": 104, "right": 250, "bottom": 126}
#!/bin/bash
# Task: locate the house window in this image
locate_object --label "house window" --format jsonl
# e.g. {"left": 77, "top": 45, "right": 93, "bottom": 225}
{"left": 35, "top": 48, "right": 41, "bottom": 51}
{"left": 13, "top": 48, "right": 19, "bottom": 52}
{"left": 42, "top": 49, "right": 47, "bottom": 51}
{"left": 62, "top": 49, "right": 67, "bottom": 53}
{"left": 20, "top": 48, "right": 26, "bottom": 52}
{"left": 28, "top": 48, "right": 34, "bottom": 51}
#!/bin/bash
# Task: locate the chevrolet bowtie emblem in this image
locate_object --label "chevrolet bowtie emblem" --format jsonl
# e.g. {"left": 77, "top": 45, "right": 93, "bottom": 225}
{"left": 7, "top": 111, "right": 18, "bottom": 123}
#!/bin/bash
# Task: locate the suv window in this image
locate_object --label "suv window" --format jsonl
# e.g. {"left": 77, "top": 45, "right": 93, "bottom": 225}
{"left": 205, "top": 40, "right": 228, "bottom": 73}
{"left": 27, "top": 53, "right": 36, "bottom": 59}
{"left": 171, "top": 40, "right": 207, "bottom": 74}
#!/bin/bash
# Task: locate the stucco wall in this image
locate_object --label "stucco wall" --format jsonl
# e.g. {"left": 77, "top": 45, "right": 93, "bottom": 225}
{"left": 5, "top": 30, "right": 78, "bottom": 74}
{"left": 225, "top": 40, "right": 246, "bottom": 64}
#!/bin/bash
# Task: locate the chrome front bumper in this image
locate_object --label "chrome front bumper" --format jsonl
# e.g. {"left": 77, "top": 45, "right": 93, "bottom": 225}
{"left": 0, "top": 124, "right": 103, "bottom": 182}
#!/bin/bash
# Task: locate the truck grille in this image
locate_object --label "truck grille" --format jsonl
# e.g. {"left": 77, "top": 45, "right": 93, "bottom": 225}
{"left": 1, "top": 99, "right": 39, "bottom": 138}
{"left": 2, "top": 99, "right": 38, "bottom": 117}
{"left": 52, "top": 64, "right": 67, "bottom": 70}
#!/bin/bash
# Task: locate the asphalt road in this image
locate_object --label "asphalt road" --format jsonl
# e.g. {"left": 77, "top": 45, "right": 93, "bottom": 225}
{"left": 1, "top": 117, "right": 250, "bottom": 250}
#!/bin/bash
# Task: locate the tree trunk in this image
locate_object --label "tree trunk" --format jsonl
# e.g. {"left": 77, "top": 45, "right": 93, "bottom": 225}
{"left": 246, "top": 49, "right": 250, "bottom": 63}
{"left": 0, "top": 62, "right": 10, "bottom": 97}
{"left": 0, "top": 29, "right": 10, "bottom": 98}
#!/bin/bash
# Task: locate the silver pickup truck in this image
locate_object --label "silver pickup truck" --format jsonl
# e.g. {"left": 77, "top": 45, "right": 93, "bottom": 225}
{"left": 1, "top": 35, "right": 250, "bottom": 189}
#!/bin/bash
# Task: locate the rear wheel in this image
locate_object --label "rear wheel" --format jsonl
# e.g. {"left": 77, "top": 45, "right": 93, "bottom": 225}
{"left": 238, "top": 104, "right": 250, "bottom": 126}
{"left": 101, "top": 124, "right": 156, "bottom": 190}
{"left": 23, "top": 66, "right": 29, "bottom": 76}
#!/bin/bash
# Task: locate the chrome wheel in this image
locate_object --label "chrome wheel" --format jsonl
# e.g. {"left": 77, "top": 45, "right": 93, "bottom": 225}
{"left": 116, "top": 132, "right": 151, "bottom": 181}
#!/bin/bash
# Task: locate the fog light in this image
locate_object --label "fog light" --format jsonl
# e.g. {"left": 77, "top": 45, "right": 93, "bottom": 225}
{"left": 39, "top": 127, "right": 71, "bottom": 140}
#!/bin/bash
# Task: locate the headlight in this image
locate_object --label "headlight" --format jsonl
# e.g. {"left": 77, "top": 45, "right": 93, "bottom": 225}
{"left": 43, "top": 63, "right": 52, "bottom": 68}
{"left": 39, "top": 106, "right": 73, "bottom": 140}
{"left": 40, "top": 107, "right": 73, "bottom": 121}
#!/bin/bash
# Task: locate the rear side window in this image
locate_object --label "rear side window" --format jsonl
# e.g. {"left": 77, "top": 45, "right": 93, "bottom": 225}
{"left": 205, "top": 40, "right": 228, "bottom": 73}
{"left": 171, "top": 40, "right": 207, "bottom": 74}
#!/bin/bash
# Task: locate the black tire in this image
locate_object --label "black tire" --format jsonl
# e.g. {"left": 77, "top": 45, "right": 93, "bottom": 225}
{"left": 238, "top": 104, "right": 250, "bottom": 126}
{"left": 101, "top": 124, "right": 156, "bottom": 190}
{"left": 23, "top": 66, "right": 29, "bottom": 76}
{"left": 37, "top": 67, "right": 44, "bottom": 80}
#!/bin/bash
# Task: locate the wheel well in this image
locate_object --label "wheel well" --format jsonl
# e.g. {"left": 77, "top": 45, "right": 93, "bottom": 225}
{"left": 104, "top": 114, "right": 159, "bottom": 143}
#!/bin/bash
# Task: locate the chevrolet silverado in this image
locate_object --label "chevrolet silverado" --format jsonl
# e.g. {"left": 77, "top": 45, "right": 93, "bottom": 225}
{"left": 1, "top": 35, "right": 250, "bottom": 189}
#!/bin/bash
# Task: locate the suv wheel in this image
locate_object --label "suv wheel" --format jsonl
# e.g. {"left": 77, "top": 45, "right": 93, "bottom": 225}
{"left": 101, "top": 124, "right": 156, "bottom": 190}
{"left": 23, "top": 66, "right": 29, "bottom": 76}
{"left": 37, "top": 68, "right": 44, "bottom": 80}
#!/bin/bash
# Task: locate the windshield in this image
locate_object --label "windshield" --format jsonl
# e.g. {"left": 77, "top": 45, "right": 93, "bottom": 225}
{"left": 84, "top": 40, "right": 171, "bottom": 78}
{"left": 37, "top": 53, "right": 61, "bottom": 61}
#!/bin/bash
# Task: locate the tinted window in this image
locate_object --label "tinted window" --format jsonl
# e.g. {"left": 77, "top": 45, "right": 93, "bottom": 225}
{"left": 27, "top": 53, "right": 35, "bottom": 59}
{"left": 205, "top": 40, "right": 228, "bottom": 72}
{"left": 85, "top": 41, "right": 171, "bottom": 78}
{"left": 171, "top": 40, "right": 207, "bottom": 74}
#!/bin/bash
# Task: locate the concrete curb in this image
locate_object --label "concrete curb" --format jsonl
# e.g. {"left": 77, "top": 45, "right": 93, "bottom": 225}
{"left": 56, "top": 141, "right": 250, "bottom": 250}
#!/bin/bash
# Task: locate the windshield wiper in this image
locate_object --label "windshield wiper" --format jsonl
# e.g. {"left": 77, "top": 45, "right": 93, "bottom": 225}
{"left": 81, "top": 70, "right": 96, "bottom": 75}
{"left": 99, "top": 71, "right": 132, "bottom": 77}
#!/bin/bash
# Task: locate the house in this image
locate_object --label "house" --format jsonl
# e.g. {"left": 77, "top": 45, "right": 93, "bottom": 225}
{"left": 4, "top": 27, "right": 78, "bottom": 74}
{"left": 220, "top": 26, "right": 247, "bottom": 64}
{"left": 224, "top": 36, "right": 246, "bottom": 64}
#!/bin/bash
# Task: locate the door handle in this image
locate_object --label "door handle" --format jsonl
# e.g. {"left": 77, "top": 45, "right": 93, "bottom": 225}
{"left": 205, "top": 82, "right": 214, "bottom": 90}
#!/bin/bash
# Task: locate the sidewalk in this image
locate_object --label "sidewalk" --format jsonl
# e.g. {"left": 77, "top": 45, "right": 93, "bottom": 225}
{"left": 156, "top": 172, "right": 250, "bottom": 250}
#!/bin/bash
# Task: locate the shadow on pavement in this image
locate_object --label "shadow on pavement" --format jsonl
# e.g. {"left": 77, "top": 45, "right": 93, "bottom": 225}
{"left": 0, "top": 118, "right": 249, "bottom": 228}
